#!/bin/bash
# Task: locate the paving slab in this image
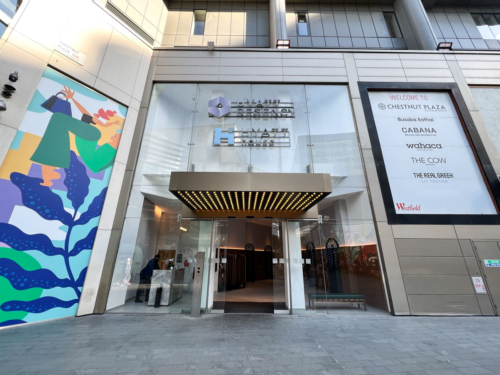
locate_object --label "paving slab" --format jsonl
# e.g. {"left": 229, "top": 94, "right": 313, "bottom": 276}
{"left": 0, "top": 314, "right": 500, "bottom": 375}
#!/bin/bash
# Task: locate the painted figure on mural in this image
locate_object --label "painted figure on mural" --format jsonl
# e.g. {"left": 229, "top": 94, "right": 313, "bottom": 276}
{"left": 31, "top": 86, "right": 124, "bottom": 187}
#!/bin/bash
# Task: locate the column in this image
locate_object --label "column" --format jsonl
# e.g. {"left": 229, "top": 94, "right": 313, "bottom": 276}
{"left": 394, "top": 0, "right": 438, "bottom": 50}
{"left": 269, "top": 0, "right": 287, "bottom": 48}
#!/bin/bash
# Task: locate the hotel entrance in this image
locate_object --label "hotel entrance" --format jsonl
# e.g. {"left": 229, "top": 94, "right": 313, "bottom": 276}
{"left": 207, "top": 219, "right": 288, "bottom": 314}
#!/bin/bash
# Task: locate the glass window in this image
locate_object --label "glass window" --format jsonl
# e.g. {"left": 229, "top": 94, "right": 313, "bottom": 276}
{"left": 297, "top": 12, "right": 309, "bottom": 36}
{"left": 0, "top": 0, "right": 21, "bottom": 19}
{"left": 106, "top": 84, "right": 387, "bottom": 315}
{"left": 192, "top": 10, "right": 206, "bottom": 35}
{"left": 472, "top": 13, "right": 500, "bottom": 40}
{"left": 383, "top": 12, "right": 402, "bottom": 38}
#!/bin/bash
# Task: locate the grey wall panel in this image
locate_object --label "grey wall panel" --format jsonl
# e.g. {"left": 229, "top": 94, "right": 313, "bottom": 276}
{"left": 218, "top": 12, "right": 231, "bottom": 35}
{"left": 472, "top": 39, "right": 488, "bottom": 49}
{"left": 177, "top": 11, "right": 193, "bottom": 35}
{"left": 459, "top": 239, "right": 475, "bottom": 257}
{"left": 257, "top": 10, "right": 269, "bottom": 36}
{"left": 334, "top": 11, "right": 350, "bottom": 37}
{"left": 309, "top": 12, "right": 324, "bottom": 36}
{"left": 372, "top": 11, "right": 391, "bottom": 38}
{"left": 458, "top": 38, "right": 474, "bottom": 49}
{"left": 365, "top": 38, "right": 380, "bottom": 48}
{"left": 399, "top": 257, "right": 469, "bottom": 275}
{"left": 464, "top": 257, "right": 481, "bottom": 276}
{"left": 244, "top": 36, "right": 258, "bottom": 47}
{"left": 427, "top": 12, "right": 443, "bottom": 39}
{"left": 458, "top": 12, "right": 482, "bottom": 39}
{"left": 312, "top": 37, "right": 326, "bottom": 47}
{"left": 346, "top": 11, "right": 363, "bottom": 37}
{"left": 245, "top": 10, "right": 257, "bottom": 36}
{"left": 485, "top": 39, "right": 500, "bottom": 50}
{"left": 325, "top": 37, "right": 339, "bottom": 47}
{"left": 321, "top": 12, "right": 337, "bottom": 37}
{"left": 446, "top": 13, "right": 469, "bottom": 39}
{"left": 297, "top": 37, "right": 313, "bottom": 47}
{"left": 231, "top": 12, "right": 245, "bottom": 36}
{"left": 165, "top": 11, "right": 181, "bottom": 35}
{"left": 339, "top": 37, "right": 352, "bottom": 48}
{"left": 407, "top": 295, "right": 481, "bottom": 315}
{"left": 286, "top": 12, "right": 297, "bottom": 37}
{"left": 434, "top": 12, "right": 456, "bottom": 38}
{"left": 359, "top": 12, "right": 377, "bottom": 38}
{"left": 230, "top": 35, "right": 244, "bottom": 46}
{"left": 403, "top": 275, "right": 475, "bottom": 295}
{"left": 257, "top": 36, "right": 270, "bottom": 47}
{"left": 352, "top": 37, "right": 366, "bottom": 48}
{"left": 395, "top": 239, "right": 462, "bottom": 257}
{"left": 378, "top": 38, "right": 393, "bottom": 48}
{"left": 476, "top": 295, "right": 495, "bottom": 316}
{"left": 205, "top": 12, "right": 219, "bottom": 35}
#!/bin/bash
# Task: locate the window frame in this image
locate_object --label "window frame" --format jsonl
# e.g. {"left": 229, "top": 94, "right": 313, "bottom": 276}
{"left": 191, "top": 9, "right": 207, "bottom": 36}
{"left": 383, "top": 12, "right": 403, "bottom": 39}
{"left": 296, "top": 11, "right": 310, "bottom": 37}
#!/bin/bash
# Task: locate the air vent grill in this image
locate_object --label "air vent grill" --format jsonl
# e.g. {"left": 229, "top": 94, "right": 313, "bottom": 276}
{"left": 105, "top": 1, "right": 155, "bottom": 45}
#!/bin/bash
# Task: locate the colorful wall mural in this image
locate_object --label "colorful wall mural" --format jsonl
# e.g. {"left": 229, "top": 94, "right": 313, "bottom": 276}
{"left": 0, "top": 68, "right": 127, "bottom": 328}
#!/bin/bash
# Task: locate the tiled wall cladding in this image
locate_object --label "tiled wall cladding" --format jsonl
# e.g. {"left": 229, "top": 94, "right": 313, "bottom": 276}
{"left": 162, "top": 0, "right": 270, "bottom": 47}
{"left": 109, "top": 0, "right": 168, "bottom": 45}
{"left": 285, "top": 3, "right": 406, "bottom": 49}
{"left": 427, "top": 6, "right": 500, "bottom": 50}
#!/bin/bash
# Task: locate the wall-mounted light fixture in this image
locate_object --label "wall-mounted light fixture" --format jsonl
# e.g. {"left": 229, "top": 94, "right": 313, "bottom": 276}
{"left": 207, "top": 41, "right": 215, "bottom": 51}
{"left": 276, "top": 39, "right": 290, "bottom": 49}
{"left": 9, "top": 71, "right": 18, "bottom": 82}
{"left": 436, "top": 42, "right": 452, "bottom": 51}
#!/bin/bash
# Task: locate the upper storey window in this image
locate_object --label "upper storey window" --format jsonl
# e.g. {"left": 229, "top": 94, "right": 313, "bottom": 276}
{"left": 0, "top": 0, "right": 22, "bottom": 36}
{"left": 297, "top": 12, "right": 309, "bottom": 36}
{"left": 192, "top": 10, "right": 206, "bottom": 35}
{"left": 472, "top": 14, "right": 500, "bottom": 40}
{"left": 383, "top": 12, "right": 402, "bottom": 38}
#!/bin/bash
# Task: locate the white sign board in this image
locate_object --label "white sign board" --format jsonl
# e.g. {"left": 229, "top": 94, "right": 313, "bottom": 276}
{"left": 472, "top": 276, "right": 487, "bottom": 293}
{"left": 55, "top": 41, "right": 86, "bottom": 66}
{"left": 368, "top": 91, "right": 496, "bottom": 215}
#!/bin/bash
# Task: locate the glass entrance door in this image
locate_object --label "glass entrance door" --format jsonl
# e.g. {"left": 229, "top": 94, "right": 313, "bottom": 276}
{"left": 205, "top": 218, "right": 289, "bottom": 314}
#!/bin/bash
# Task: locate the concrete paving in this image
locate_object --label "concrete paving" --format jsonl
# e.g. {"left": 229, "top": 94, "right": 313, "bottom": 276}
{"left": 1, "top": 313, "right": 500, "bottom": 375}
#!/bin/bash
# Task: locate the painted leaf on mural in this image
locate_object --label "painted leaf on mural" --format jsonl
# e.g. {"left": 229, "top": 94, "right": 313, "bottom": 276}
{"left": 1, "top": 297, "right": 79, "bottom": 313}
{"left": 75, "top": 187, "right": 107, "bottom": 226}
{"left": 64, "top": 151, "right": 90, "bottom": 212}
{"left": 10, "top": 173, "right": 73, "bottom": 225}
{"left": 76, "top": 267, "right": 88, "bottom": 287}
{"left": 0, "top": 258, "right": 73, "bottom": 290}
{"left": 0, "top": 223, "right": 65, "bottom": 256}
{"left": 70, "top": 227, "right": 97, "bottom": 257}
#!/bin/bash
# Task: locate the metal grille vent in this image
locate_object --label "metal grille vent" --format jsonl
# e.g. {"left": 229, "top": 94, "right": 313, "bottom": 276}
{"left": 105, "top": 1, "right": 155, "bottom": 45}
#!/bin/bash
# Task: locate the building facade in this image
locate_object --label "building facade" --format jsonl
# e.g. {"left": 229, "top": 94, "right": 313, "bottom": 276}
{"left": 0, "top": 0, "right": 500, "bottom": 328}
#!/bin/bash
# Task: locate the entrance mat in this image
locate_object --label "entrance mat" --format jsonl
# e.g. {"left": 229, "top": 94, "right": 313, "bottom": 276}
{"left": 224, "top": 302, "right": 274, "bottom": 314}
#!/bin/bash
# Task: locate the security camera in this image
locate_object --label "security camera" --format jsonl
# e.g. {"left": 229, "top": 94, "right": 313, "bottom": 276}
{"left": 207, "top": 41, "right": 215, "bottom": 51}
{"left": 0, "top": 100, "right": 6, "bottom": 111}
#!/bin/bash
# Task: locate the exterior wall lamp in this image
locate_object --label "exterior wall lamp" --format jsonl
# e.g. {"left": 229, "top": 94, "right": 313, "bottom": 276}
{"left": 436, "top": 42, "right": 452, "bottom": 51}
{"left": 276, "top": 39, "right": 290, "bottom": 49}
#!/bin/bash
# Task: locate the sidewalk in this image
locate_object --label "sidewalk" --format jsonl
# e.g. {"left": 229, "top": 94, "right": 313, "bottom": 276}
{"left": 1, "top": 313, "right": 500, "bottom": 375}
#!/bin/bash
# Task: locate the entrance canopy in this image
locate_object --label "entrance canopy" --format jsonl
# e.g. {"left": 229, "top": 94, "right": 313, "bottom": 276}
{"left": 169, "top": 172, "right": 332, "bottom": 213}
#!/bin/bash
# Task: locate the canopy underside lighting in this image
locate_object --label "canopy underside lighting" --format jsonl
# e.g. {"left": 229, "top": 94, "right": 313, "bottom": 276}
{"left": 169, "top": 172, "right": 332, "bottom": 213}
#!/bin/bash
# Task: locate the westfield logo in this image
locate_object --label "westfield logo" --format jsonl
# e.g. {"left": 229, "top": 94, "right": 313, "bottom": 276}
{"left": 396, "top": 203, "right": 421, "bottom": 211}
